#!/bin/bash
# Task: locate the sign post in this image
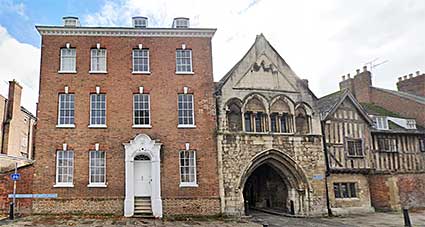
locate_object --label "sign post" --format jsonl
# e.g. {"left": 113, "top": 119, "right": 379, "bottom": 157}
{"left": 9, "top": 162, "right": 19, "bottom": 220}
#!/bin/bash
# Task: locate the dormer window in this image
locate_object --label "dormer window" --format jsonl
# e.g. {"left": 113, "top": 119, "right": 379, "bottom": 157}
{"left": 172, "top": 18, "right": 190, "bottom": 28}
{"left": 132, "top": 16, "right": 148, "bottom": 28}
{"left": 406, "top": 119, "right": 417, "bottom": 129}
{"left": 374, "top": 116, "right": 388, "bottom": 130}
{"left": 63, "top": 16, "right": 80, "bottom": 27}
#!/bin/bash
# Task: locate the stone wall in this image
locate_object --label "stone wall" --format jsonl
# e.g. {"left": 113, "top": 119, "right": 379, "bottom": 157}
{"left": 163, "top": 197, "right": 220, "bottom": 216}
{"left": 33, "top": 198, "right": 123, "bottom": 214}
{"left": 218, "top": 133, "right": 327, "bottom": 216}
{"left": 328, "top": 174, "right": 374, "bottom": 215}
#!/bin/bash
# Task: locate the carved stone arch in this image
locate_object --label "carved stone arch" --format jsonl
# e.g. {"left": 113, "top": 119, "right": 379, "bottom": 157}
{"left": 238, "top": 149, "right": 311, "bottom": 215}
{"left": 239, "top": 149, "right": 310, "bottom": 191}
{"left": 295, "top": 102, "right": 313, "bottom": 116}
{"left": 225, "top": 98, "right": 243, "bottom": 132}
{"left": 242, "top": 93, "right": 269, "bottom": 114}
{"left": 294, "top": 103, "right": 312, "bottom": 134}
{"left": 269, "top": 95, "right": 295, "bottom": 114}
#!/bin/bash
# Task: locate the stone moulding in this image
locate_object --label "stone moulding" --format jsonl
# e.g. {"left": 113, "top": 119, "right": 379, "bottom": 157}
{"left": 36, "top": 26, "right": 216, "bottom": 38}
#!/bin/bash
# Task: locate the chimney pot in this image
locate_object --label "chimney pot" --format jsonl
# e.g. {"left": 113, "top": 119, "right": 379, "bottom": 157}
{"left": 356, "top": 69, "right": 360, "bottom": 74}
{"left": 409, "top": 73, "right": 413, "bottom": 78}
{"left": 342, "top": 75, "right": 346, "bottom": 80}
{"left": 403, "top": 75, "right": 408, "bottom": 80}
{"left": 363, "top": 66, "right": 367, "bottom": 72}
{"left": 416, "top": 71, "right": 420, "bottom": 76}
{"left": 347, "top": 73, "right": 351, "bottom": 79}
{"left": 398, "top": 77, "right": 402, "bottom": 81}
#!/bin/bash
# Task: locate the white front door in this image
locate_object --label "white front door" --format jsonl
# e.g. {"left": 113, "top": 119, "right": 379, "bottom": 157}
{"left": 134, "top": 161, "right": 152, "bottom": 196}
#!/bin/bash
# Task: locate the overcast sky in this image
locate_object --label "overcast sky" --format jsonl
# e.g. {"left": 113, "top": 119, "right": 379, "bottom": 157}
{"left": 0, "top": 0, "right": 424, "bottom": 114}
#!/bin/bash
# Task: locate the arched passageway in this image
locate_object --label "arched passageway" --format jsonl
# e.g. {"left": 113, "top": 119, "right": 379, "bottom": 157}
{"left": 243, "top": 163, "right": 289, "bottom": 212}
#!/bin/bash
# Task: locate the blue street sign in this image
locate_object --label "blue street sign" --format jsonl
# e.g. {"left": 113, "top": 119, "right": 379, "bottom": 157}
{"left": 8, "top": 194, "right": 58, "bottom": 199}
{"left": 312, "top": 175, "right": 324, "bottom": 180}
{"left": 10, "top": 173, "right": 20, "bottom": 181}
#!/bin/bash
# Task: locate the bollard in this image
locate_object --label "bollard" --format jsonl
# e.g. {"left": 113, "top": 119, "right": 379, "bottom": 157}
{"left": 403, "top": 208, "right": 412, "bottom": 227}
{"left": 262, "top": 222, "right": 269, "bottom": 227}
{"left": 244, "top": 200, "right": 249, "bottom": 216}
{"left": 9, "top": 202, "right": 14, "bottom": 220}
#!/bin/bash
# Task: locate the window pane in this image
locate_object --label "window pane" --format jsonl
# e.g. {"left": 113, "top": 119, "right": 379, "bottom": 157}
{"left": 177, "top": 94, "right": 194, "bottom": 126}
{"left": 176, "top": 50, "right": 192, "bottom": 72}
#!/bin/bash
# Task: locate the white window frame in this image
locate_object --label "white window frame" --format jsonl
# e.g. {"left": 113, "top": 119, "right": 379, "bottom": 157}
{"left": 54, "top": 150, "right": 74, "bottom": 187}
{"left": 177, "top": 94, "right": 195, "bottom": 128}
{"left": 89, "top": 94, "right": 107, "bottom": 128}
{"left": 88, "top": 150, "right": 107, "bottom": 187}
{"left": 133, "top": 94, "right": 151, "bottom": 128}
{"left": 59, "top": 48, "right": 77, "bottom": 73}
{"left": 132, "top": 49, "right": 150, "bottom": 74}
{"left": 57, "top": 93, "right": 75, "bottom": 128}
{"left": 90, "top": 49, "right": 107, "bottom": 73}
{"left": 374, "top": 116, "right": 388, "bottom": 130}
{"left": 179, "top": 150, "right": 198, "bottom": 187}
{"left": 176, "top": 49, "right": 193, "bottom": 74}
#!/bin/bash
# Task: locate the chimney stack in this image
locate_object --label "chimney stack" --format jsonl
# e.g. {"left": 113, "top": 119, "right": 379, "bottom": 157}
{"left": 6, "top": 80, "right": 23, "bottom": 121}
{"left": 363, "top": 65, "right": 367, "bottom": 72}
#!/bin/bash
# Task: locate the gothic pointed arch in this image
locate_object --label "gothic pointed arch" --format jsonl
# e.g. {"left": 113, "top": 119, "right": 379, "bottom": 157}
{"left": 225, "top": 98, "right": 243, "bottom": 132}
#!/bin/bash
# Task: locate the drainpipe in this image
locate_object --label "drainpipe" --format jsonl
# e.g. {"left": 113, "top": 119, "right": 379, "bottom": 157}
{"left": 320, "top": 120, "right": 333, "bottom": 217}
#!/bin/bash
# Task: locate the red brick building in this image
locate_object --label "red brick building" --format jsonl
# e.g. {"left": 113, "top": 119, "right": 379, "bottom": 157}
{"left": 33, "top": 16, "right": 219, "bottom": 217}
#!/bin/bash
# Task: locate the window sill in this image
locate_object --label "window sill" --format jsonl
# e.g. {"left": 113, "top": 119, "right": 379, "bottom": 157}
{"left": 53, "top": 183, "right": 74, "bottom": 188}
{"left": 132, "top": 71, "right": 151, "bottom": 75}
{"left": 133, "top": 125, "right": 152, "bottom": 129}
{"left": 58, "top": 70, "right": 77, "bottom": 74}
{"left": 335, "top": 197, "right": 359, "bottom": 200}
{"left": 178, "top": 124, "right": 196, "bottom": 129}
{"left": 347, "top": 155, "right": 365, "bottom": 159}
{"left": 179, "top": 183, "right": 198, "bottom": 188}
{"left": 87, "top": 183, "right": 107, "bottom": 188}
{"left": 176, "top": 71, "right": 194, "bottom": 75}
{"left": 88, "top": 124, "right": 107, "bottom": 128}
{"left": 56, "top": 124, "right": 75, "bottom": 128}
{"left": 89, "top": 71, "right": 108, "bottom": 74}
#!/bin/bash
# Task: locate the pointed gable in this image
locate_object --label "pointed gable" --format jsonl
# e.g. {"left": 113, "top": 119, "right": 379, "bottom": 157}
{"left": 216, "top": 34, "right": 306, "bottom": 95}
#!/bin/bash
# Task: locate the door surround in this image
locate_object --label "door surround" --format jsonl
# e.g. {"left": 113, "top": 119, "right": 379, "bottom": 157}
{"left": 124, "top": 134, "right": 162, "bottom": 217}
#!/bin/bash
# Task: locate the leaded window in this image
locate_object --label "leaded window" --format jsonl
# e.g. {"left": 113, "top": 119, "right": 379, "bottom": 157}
{"left": 56, "top": 150, "right": 74, "bottom": 185}
{"left": 346, "top": 138, "right": 363, "bottom": 157}
{"left": 90, "top": 94, "right": 106, "bottom": 126}
{"left": 58, "top": 93, "right": 75, "bottom": 126}
{"left": 178, "top": 94, "right": 194, "bottom": 126}
{"left": 179, "top": 150, "right": 197, "bottom": 186}
{"left": 133, "top": 49, "right": 149, "bottom": 73}
{"left": 133, "top": 94, "right": 150, "bottom": 126}
{"left": 334, "top": 182, "right": 357, "bottom": 198}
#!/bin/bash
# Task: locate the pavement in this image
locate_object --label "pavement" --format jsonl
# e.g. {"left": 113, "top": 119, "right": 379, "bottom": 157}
{"left": 1, "top": 210, "right": 425, "bottom": 226}
{"left": 250, "top": 210, "right": 425, "bottom": 227}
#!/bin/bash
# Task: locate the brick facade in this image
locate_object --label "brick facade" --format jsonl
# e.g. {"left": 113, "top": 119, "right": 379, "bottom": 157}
{"left": 397, "top": 72, "right": 425, "bottom": 97}
{"left": 0, "top": 81, "right": 36, "bottom": 159}
{"left": 33, "top": 20, "right": 220, "bottom": 216}
{"left": 0, "top": 164, "right": 34, "bottom": 215}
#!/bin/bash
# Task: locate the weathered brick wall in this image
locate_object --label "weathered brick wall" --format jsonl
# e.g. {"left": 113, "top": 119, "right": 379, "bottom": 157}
{"left": 369, "top": 173, "right": 425, "bottom": 211}
{"left": 398, "top": 173, "right": 425, "bottom": 209}
{"left": 397, "top": 74, "right": 425, "bottom": 97}
{"left": 34, "top": 34, "right": 220, "bottom": 214}
{"left": 0, "top": 164, "right": 34, "bottom": 214}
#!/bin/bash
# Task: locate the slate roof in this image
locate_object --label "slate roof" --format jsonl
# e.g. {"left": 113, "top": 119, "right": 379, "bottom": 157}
{"left": 373, "top": 87, "right": 425, "bottom": 105}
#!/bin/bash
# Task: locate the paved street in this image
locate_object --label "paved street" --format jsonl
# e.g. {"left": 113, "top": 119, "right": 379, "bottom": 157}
{"left": 251, "top": 210, "right": 425, "bottom": 227}
{"left": 1, "top": 210, "right": 425, "bottom": 226}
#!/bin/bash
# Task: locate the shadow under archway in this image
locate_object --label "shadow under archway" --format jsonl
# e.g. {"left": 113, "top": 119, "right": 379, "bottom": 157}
{"left": 240, "top": 149, "right": 311, "bottom": 216}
